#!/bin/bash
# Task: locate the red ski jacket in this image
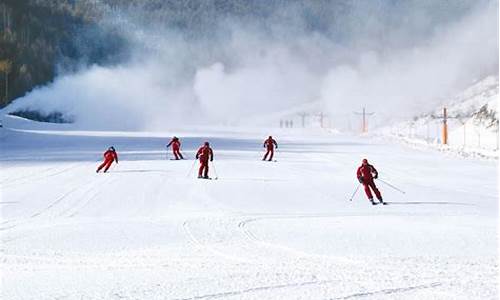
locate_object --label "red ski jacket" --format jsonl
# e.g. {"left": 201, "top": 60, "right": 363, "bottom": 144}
{"left": 357, "top": 164, "right": 378, "bottom": 182}
{"left": 167, "top": 139, "right": 181, "bottom": 150}
{"left": 104, "top": 150, "right": 118, "bottom": 163}
{"left": 263, "top": 138, "right": 278, "bottom": 150}
{"left": 196, "top": 146, "right": 213, "bottom": 162}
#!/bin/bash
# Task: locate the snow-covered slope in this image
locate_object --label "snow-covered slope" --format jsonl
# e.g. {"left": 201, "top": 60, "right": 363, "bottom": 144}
{"left": 0, "top": 115, "right": 497, "bottom": 299}
{"left": 378, "top": 76, "right": 498, "bottom": 158}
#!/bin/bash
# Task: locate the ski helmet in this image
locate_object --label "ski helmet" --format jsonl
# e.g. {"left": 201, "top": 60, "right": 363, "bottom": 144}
{"left": 109, "top": 146, "right": 115, "bottom": 151}
{"left": 362, "top": 158, "right": 368, "bottom": 164}
{"left": 204, "top": 141, "right": 209, "bottom": 146}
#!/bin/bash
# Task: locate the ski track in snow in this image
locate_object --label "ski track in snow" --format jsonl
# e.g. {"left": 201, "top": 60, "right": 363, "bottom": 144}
{"left": 1, "top": 175, "right": 117, "bottom": 245}
{"left": 0, "top": 121, "right": 497, "bottom": 299}
{"left": 0, "top": 162, "right": 84, "bottom": 187}
{"left": 328, "top": 282, "right": 443, "bottom": 299}
{"left": 172, "top": 279, "right": 335, "bottom": 300}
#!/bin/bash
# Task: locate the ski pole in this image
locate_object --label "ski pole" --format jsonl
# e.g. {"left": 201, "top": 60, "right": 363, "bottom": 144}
{"left": 186, "top": 158, "right": 197, "bottom": 178}
{"left": 376, "top": 178, "right": 405, "bottom": 194}
{"left": 349, "top": 184, "right": 361, "bottom": 201}
{"left": 211, "top": 161, "right": 219, "bottom": 180}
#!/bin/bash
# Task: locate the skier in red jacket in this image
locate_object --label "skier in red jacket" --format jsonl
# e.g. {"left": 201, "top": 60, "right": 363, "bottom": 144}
{"left": 196, "top": 142, "right": 213, "bottom": 179}
{"left": 357, "top": 159, "right": 385, "bottom": 205}
{"left": 262, "top": 136, "right": 278, "bottom": 161}
{"left": 166, "top": 136, "right": 184, "bottom": 160}
{"left": 96, "top": 146, "right": 118, "bottom": 173}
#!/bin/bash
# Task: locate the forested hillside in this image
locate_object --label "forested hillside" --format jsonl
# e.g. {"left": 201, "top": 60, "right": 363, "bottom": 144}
{"left": 0, "top": 0, "right": 125, "bottom": 107}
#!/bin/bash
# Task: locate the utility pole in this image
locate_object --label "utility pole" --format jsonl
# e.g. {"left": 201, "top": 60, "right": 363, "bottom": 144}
{"left": 353, "top": 107, "right": 374, "bottom": 133}
{"left": 431, "top": 107, "right": 472, "bottom": 146}
{"left": 298, "top": 112, "right": 308, "bottom": 128}
{"left": 317, "top": 112, "right": 324, "bottom": 128}
{"left": 431, "top": 107, "right": 449, "bottom": 144}
{"left": 443, "top": 107, "right": 448, "bottom": 145}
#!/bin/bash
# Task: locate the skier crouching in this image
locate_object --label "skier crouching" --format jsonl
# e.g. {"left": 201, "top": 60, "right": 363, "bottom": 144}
{"left": 167, "top": 136, "right": 184, "bottom": 160}
{"left": 96, "top": 146, "right": 118, "bottom": 173}
{"left": 262, "top": 136, "right": 278, "bottom": 161}
{"left": 196, "top": 142, "right": 213, "bottom": 179}
{"left": 357, "top": 158, "right": 385, "bottom": 205}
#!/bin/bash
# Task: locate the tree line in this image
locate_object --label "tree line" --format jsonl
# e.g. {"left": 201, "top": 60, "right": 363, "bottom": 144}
{"left": 0, "top": 0, "right": 125, "bottom": 108}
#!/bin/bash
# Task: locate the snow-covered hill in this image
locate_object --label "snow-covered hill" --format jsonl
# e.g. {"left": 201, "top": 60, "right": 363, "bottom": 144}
{"left": 378, "top": 76, "right": 499, "bottom": 158}
{"left": 0, "top": 114, "right": 497, "bottom": 299}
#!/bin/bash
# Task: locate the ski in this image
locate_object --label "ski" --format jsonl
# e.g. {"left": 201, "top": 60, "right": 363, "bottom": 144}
{"left": 371, "top": 201, "right": 388, "bottom": 206}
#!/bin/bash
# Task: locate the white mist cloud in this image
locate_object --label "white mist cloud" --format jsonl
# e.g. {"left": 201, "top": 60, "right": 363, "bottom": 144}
{"left": 320, "top": 2, "right": 498, "bottom": 128}
{"left": 4, "top": 0, "right": 498, "bottom": 130}
{"left": 193, "top": 49, "right": 320, "bottom": 124}
{"left": 5, "top": 64, "right": 197, "bottom": 130}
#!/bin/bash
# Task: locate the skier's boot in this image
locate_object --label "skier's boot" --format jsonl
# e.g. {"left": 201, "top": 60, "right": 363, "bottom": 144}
{"left": 203, "top": 175, "right": 209, "bottom": 179}
{"left": 198, "top": 175, "right": 202, "bottom": 179}
{"left": 369, "top": 198, "right": 376, "bottom": 205}
{"left": 378, "top": 198, "right": 387, "bottom": 205}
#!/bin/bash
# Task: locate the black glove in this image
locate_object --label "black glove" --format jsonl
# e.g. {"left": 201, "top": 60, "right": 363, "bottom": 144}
{"left": 358, "top": 177, "right": 364, "bottom": 184}
{"left": 195, "top": 155, "right": 199, "bottom": 159}
{"left": 373, "top": 174, "right": 378, "bottom": 179}
{"left": 210, "top": 158, "right": 213, "bottom": 162}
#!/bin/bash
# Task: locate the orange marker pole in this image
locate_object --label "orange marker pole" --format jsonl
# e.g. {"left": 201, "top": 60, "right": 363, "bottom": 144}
{"left": 442, "top": 107, "right": 448, "bottom": 145}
